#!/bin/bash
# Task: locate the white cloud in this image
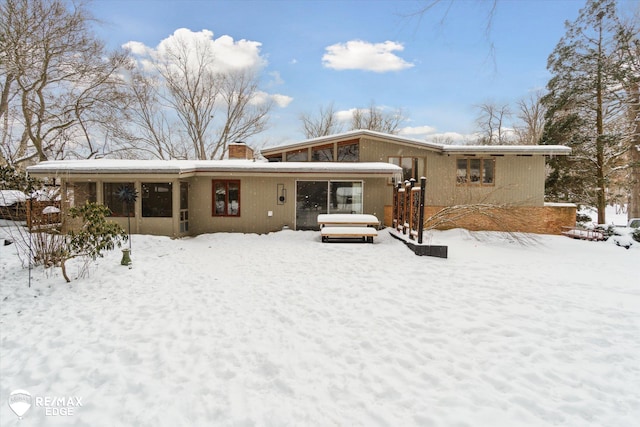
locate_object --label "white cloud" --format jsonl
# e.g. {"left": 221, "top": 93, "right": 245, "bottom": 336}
{"left": 271, "top": 94, "right": 294, "bottom": 108}
{"left": 251, "top": 91, "right": 293, "bottom": 108}
{"left": 397, "top": 126, "right": 476, "bottom": 144}
{"left": 124, "top": 28, "right": 294, "bottom": 110}
{"left": 267, "top": 71, "right": 284, "bottom": 86}
{"left": 399, "top": 125, "right": 436, "bottom": 136}
{"left": 335, "top": 108, "right": 357, "bottom": 121}
{"left": 322, "top": 40, "right": 414, "bottom": 72}
{"left": 125, "top": 28, "right": 267, "bottom": 74}
{"left": 427, "top": 132, "right": 478, "bottom": 145}
{"left": 123, "top": 41, "right": 150, "bottom": 56}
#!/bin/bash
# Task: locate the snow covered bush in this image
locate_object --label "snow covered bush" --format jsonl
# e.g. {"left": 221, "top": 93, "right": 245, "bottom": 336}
{"left": 594, "top": 224, "right": 620, "bottom": 239}
{"left": 61, "top": 202, "right": 128, "bottom": 282}
{"left": 575, "top": 212, "right": 593, "bottom": 226}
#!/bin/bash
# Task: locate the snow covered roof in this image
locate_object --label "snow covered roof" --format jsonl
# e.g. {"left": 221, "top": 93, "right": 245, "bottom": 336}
{"left": 441, "top": 145, "right": 572, "bottom": 156}
{"left": 260, "top": 129, "right": 571, "bottom": 156}
{"left": 27, "top": 159, "right": 402, "bottom": 176}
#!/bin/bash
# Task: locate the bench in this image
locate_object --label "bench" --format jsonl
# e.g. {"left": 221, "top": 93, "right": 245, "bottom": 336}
{"left": 317, "top": 214, "right": 380, "bottom": 243}
{"left": 561, "top": 226, "right": 605, "bottom": 241}
{"left": 320, "top": 226, "right": 378, "bottom": 243}
{"left": 317, "top": 214, "right": 380, "bottom": 228}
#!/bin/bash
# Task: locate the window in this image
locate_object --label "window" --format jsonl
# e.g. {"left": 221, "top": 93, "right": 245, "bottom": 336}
{"left": 103, "top": 183, "right": 135, "bottom": 217}
{"left": 330, "top": 182, "right": 362, "bottom": 214}
{"left": 66, "top": 182, "right": 96, "bottom": 207}
{"left": 142, "top": 182, "right": 172, "bottom": 217}
{"left": 311, "top": 144, "right": 333, "bottom": 162}
{"left": 265, "top": 154, "right": 282, "bottom": 162}
{"left": 180, "top": 182, "right": 189, "bottom": 232}
{"left": 295, "top": 180, "right": 363, "bottom": 229}
{"left": 337, "top": 141, "right": 359, "bottom": 162}
{"left": 286, "top": 149, "right": 308, "bottom": 162}
{"left": 213, "top": 180, "right": 240, "bottom": 216}
{"left": 389, "top": 156, "right": 419, "bottom": 183}
{"left": 456, "top": 158, "right": 495, "bottom": 186}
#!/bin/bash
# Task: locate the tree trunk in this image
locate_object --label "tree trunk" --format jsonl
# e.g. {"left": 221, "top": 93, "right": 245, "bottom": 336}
{"left": 628, "top": 82, "right": 640, "bottom": 220}
{"left": 60, "top": 259, "right": 71, "bottom": 283}
{"left": 595, "top": 14, "right": 606, "bottom": 225}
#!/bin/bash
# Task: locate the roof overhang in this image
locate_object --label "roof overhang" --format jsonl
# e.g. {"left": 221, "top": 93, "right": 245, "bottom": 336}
{"left": 441, "top": 145, "right": 572, "bottom": 156}
{"left": 261, "top": 129, "right": 443, "bottom": 155}
{"left": 27, "top": 159, "right": 402, "bottom": 178}
{"left": 260, "top": 129, "right": 571, "bottom": 157}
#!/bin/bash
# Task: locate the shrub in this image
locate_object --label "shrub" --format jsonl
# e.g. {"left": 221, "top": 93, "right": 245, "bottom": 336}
{"left": 0, "top": 165, "right": 40, "bottom": 193}
{"left": 575, "top": 212, "right": 593, "bottom": 226}
{"left": 60, "top": 202, "right": 128, "bottom": 282}
{"left": 593, "top": 224, "right": 620, "bottom": 239}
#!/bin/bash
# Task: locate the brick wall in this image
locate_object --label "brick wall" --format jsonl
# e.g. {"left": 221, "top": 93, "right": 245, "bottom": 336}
{"left": 420, "top": 204, "right": 576, "bottom": 235}
{"left": 228, "top": 143, "right": 254, "bottom": 160}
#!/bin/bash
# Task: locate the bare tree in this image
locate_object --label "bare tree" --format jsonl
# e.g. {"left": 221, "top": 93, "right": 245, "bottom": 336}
{"left": 299, "top": 102, "right": 343, "bottom": 138}
{"left": 0, "top": 0, "right": 131, "bottom": 167}
{"left": 153, "top": 32, "right": 220, "bottom": 160}
{"left": 513, "top": 91, "right": 547, "bottom": 145}
{"left": 428, "top": 135, "right": 454, "bottom": 145}
{"left": 350, "top": 101, "right": 406, "bottom": 134}
{"left": 124, "top": 71, "right": 187, "bottom": 159}
{"left": 474, "top": 102, "right": 512, "bottom": 145}
{"left": 127, "top": 30, "right": 272, "bottom": 160}
{"left": 211, "top": 69, "right": 272, "bottom": 160}
{"left": 405, "top": 1, "right": 499, "bottom": 67}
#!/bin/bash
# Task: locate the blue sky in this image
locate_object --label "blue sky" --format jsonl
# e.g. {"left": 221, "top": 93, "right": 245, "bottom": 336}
{"left": 89, "top": 0, "right": 588, "bottom": 146}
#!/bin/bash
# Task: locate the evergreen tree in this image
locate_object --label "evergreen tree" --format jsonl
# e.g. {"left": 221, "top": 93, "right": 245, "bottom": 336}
{"left": 541, "top": 0, "right": 635, "bottom": 224}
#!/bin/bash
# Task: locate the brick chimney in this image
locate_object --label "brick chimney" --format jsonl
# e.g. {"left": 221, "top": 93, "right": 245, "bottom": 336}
{"left": 228, "top": 141, "right": 254, "bottom": 160}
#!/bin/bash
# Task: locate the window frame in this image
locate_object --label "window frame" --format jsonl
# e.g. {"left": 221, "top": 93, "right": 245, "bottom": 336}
{"left": 456, "top": 158, "right": 496, "bottom": 186}
{"left": 103, "top": 182, "right": 135, "bottom": 217}
{"left": 212, "top": 179, "right": 241, "bottom": 217}
{"left": 336, "top": 141, "right": 359, "bottom": 162}
{"left": 286, "top": 149, "right": 308, "bottom": 162}
{"left": 311, "top": 144, "right": 334, "bottom": 162}
{"left": 141, "top": 182, "right": 173, "bottom": 218}
{"left": 388, "top": 156, "right": 419, "bottom": 184}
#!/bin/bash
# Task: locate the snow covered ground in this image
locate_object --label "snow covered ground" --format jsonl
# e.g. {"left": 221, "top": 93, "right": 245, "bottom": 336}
{"left": 1, "top": 223, "right": 639, "bottom": 426}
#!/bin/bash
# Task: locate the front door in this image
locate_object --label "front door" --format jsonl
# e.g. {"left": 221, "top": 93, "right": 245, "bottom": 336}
{"left": 179, "top": 182, "right": 189, "bottom": 233}
{"left": 296, "top": 181, "right": 328, "bottom": 230}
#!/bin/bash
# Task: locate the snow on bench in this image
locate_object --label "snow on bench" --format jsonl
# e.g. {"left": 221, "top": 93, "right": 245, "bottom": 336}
{"left": 320, "top": 226, "right": 378, "bottom": 243}
{"left": 562, "top": 227, "right": 605, "bottom": 241}
{"left": 316, "top": 213, "right": 380, "bottom": 228}
{"left": 317, "top": 214, "right": 380, "bottom": 243}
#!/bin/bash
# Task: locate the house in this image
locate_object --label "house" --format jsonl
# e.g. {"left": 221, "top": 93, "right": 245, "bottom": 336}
{"left": 261, "top": 130, "right": 575, "bottom": 234}
{"left": 26, "top": 130, "right": 575, "bottom": 237}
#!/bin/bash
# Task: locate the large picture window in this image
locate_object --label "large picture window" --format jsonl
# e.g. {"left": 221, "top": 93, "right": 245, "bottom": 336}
{"left": 456, "top": 158, "right": 495, "bottom": 186}
{"left": 213, "top": 180, "right": 240, "bottom": 216}
{"left": 142, "top": 183, "right": 172, "bottom": 217}
{"left": 103, "top": 183, "right": 135, "bottom": 217}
